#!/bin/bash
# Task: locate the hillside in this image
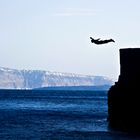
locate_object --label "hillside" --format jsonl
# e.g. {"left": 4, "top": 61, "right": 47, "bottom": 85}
{"left": 0, "top": 67, "right": 114, "bottom": 89}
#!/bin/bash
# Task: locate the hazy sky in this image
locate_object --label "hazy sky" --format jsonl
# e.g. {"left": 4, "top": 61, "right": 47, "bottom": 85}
{"left": 0, "top": 0, "right": 140, "bottom": 80}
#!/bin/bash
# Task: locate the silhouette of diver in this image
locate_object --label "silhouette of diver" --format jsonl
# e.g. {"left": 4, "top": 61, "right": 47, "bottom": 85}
{"left": 90, "top": 37, "right": 115, "bottom": 45}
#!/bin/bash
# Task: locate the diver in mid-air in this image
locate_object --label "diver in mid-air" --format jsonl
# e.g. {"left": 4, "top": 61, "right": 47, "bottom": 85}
{"left": 90, "top": 37, "right": 115, "bottom": 45}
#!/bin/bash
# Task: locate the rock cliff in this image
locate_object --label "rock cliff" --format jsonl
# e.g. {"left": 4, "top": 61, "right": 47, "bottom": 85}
{"left": 108, "top": 48, "right": 140, "bottom": 132}
{"left": 0, "top": 67, "right": 113, "bottom": 89}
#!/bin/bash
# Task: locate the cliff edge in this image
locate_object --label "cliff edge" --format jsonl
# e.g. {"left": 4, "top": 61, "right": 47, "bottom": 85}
{"left": 108, "top": 48, "right": 140, "bottom": 132}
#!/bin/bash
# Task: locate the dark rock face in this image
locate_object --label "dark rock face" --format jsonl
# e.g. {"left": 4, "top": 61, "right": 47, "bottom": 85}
{"left": 108, "top": 48, "right": 140, "bottom": 132}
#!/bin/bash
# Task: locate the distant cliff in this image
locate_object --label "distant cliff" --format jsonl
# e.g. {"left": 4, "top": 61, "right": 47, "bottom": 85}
{"left": 0, "top": 67, "right": 113, "bottom": 89}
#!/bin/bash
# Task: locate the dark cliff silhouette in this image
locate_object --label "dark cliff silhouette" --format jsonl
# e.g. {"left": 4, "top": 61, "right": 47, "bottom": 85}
{"left": 108, "top": 48, "right": 140, "bottom": 133}
{"left": 90, "top": 37, "right": 115, "bottom": 45}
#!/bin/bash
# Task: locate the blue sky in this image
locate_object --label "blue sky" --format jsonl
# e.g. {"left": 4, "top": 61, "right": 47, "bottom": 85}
{"left": 0, "top": 0, "right": 140, "bottom": 80}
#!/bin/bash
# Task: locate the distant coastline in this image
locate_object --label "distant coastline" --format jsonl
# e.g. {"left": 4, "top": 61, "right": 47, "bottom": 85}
{"left": 0, "top": 85, "right": 111, "bottom": 92}
{"left": 34, "top": 85, "right": 111, "bottom": 91}
{"left": 0, "top": 67, "right": 114, "bottom": 89}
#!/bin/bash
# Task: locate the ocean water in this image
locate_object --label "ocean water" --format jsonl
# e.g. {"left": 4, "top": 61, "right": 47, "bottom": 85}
{"left": 0, "top": 90, "right": 140, "bottom": 140}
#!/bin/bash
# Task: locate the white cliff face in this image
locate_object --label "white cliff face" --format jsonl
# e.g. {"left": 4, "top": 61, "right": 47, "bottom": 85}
{"left": 0, "top": 67, "right": 113, "bottom": 89}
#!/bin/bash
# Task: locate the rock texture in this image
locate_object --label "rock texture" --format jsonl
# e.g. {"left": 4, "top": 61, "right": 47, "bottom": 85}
{"left": 0, "top": 67, "right": 113, "bottom": 89}
{"left": 108, "top": 48, "right": 140, "bottom": 132}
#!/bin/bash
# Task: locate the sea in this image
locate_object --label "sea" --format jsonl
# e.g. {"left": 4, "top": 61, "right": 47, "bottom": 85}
{"left": 0, "top": 89, "right": 140, "bottom": 140}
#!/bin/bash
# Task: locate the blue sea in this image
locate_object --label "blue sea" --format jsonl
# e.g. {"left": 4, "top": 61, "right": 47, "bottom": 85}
{"left": 0, "top": 90, "right": 140, "bottom": 140}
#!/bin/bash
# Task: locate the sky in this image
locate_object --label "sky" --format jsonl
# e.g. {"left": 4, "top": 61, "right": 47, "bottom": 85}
{"left": 0, "top": 0, "right": 140, "bottom": 80}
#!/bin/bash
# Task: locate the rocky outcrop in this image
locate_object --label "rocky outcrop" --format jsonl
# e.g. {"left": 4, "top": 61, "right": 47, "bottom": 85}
{"left": 0, "top": 67, "right": 113, "bottom": 89}
{"left": 108, "top": 48, "right": 140, "bottom": 132}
